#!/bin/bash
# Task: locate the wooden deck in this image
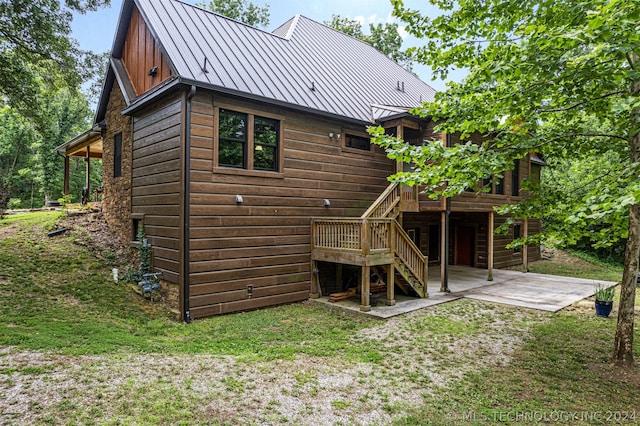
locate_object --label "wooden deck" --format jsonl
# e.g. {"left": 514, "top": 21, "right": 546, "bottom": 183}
{"left": 310, "top": 183, "right": 427, "bottom": 310}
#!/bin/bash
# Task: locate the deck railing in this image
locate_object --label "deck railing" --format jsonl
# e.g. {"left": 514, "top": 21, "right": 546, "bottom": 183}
{"left": 394, "top": 224, "right": 427, "bottom": 286}
{"left": 361, "top": 183, "right": 401, "bottom": 219}
{"left": 311, "top": 218, "right": 393, "bottom": 254}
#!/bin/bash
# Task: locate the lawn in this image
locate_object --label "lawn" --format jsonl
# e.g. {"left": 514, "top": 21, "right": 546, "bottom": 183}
{"left": 1, "top": 211, "right": 639, "bottom": 425}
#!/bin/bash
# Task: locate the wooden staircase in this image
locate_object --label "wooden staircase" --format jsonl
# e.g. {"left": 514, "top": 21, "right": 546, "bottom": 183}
{"left": 311, "top": 183, "right": 428, "bottom": 301}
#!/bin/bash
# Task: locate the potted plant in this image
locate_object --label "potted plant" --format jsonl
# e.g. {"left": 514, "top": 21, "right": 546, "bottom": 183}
{"left": 594, "top": 284, "right": 615, "bottom": 318}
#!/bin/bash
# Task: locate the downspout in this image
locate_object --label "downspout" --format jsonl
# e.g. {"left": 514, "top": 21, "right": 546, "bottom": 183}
{"left": 442, "top": 133, "right": 451, "bottom": 293}
{"left": 183, "top": 85, "right": 196, "bottom": 323}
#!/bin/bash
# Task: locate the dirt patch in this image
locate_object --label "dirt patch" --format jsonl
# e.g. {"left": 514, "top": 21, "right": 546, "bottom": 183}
{"left": 56, "top": 209, "right": 133, "bottom": 266}
{"left": 589, "top": 363, "right": 640, "bottom": 387}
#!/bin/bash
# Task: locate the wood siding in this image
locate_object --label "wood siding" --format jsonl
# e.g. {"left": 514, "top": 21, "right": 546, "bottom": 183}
{"left": 131, "top": 94, "right": 183, "bottom": 285}
{"left": 187, "top": 92, "right": 394, "bottom": 318}
{"left": 122, "top": 6, "right": 172, "bottom": 96}
{"left": 418, "top": 152, "right": 535, "bottom": 213}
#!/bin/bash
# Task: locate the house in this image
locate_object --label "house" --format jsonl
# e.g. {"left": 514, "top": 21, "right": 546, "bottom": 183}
{"left": 58, "top": 0, "right": 542, "bottom": 321}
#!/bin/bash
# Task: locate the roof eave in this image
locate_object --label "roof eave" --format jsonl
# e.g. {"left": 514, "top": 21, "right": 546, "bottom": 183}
{"left": 122, "top": 77, "right": 372, "bottom": 126}
{"left": 55, "top": 125, "right": 103, "bottom": 154}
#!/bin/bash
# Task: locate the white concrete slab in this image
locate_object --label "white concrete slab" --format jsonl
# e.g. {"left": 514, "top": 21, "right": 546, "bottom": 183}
{"left": 310, "top": 266, "right": 618, "bottom": 317}
{"left": 459, "top": 271, "right": 617, "bottom": 312}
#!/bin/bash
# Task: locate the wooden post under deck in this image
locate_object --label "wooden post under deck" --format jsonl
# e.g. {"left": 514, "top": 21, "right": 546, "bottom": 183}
{"left": 488, "top": 211, "right": 494, "bottom": 281}
{"left": 310, "top": 260, "right": 319, "bottom": 298}
{"left": 360, "top": 265, "right": 371, "bottom": 312}
{"left": 385, "top": 262, "right": 396, "bottom": 306}
{"left": 523, "top": 218, "right": 529, "bottom": 272}
{"left": 440, "top": 209, "right": 448, "bottom": 291}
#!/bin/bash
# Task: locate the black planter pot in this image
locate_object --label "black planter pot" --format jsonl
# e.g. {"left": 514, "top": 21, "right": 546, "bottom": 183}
{"left": 595, "top": 300, "right": 613, "bottom": 318}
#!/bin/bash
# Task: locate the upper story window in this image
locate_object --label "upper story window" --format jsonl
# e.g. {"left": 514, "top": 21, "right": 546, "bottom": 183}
{"left": 345, "top": 134, "right": 371, "bottom": 151}
{"left": 253, "top": 117, "right": 279, "bottom": 171}
{"left": 218, "top": 109, "right": 280, "bottom": 172}
{"left": 495, "top": 174, "right": 504, "bottom": 195}
{"left": 512, "top": 159, "right": 520, "bottom": 196}
{"left": 114, "top": 132, "right": 122, "bottom": 178}
{"left": 219, "top": 109, "right": 247, "bottom": 168}
{"left": 483, "top": 174, "right": 504, "bottom": 195}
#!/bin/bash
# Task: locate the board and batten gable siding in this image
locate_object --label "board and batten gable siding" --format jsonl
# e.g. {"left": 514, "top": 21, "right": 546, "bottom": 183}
{"left": 122, "top": 5, "right": 172, "bottom": 96}
{"left": 186, "top": 92, "right": 395, "bottom": 318}
{"left": 131, "top": 93, "right": 184, "bottom": 300}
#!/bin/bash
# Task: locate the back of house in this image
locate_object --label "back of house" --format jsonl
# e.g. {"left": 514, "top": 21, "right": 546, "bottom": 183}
{"left": 58, "top": 0, "right": 541, "bottom": 321}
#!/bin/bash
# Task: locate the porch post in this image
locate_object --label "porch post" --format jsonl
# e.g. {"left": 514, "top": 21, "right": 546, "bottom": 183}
{"left": 85, "top": 146, "right": 91, "bottom": 193}
{"left": 440, "top": 199, "right": 450, "bottom": 292}
{"left": 523, "top": 218, "right": 529, "bottom": 272}
{"left": 360, "top": 265, "right": 371, "bottom": 312}
{"left": 385, "top": 262, "right": 396, "bottom": 306}
{"left": 63, "top": 155, "right": 70, "bottom": 195}
{"left": 488, "top": 211, "right": 494, "bottom": 281}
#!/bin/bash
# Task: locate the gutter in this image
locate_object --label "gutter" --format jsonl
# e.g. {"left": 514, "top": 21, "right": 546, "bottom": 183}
{"left": 183, "top": 85, "right": 196, "bottom": 323}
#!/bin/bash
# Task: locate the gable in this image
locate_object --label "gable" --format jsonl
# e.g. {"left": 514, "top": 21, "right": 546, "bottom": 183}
{"left": 121, "top": 5, "right": 172, "bottom": 96}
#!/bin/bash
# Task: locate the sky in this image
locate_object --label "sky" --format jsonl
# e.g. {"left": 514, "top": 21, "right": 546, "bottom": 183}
{"left": 71, "top": 0, "right": 460, "bottom": 92}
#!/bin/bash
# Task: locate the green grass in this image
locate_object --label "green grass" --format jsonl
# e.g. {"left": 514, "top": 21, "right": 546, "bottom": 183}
{"left": 394, "top": 306, "right": 640, "bottom": 425}
{"left": 0, "top": 211, "right": 382, "bottom": 361}
{"left": 2, "top": 211, "right": 639, "bottom": 425}
{"left": 528, "top": 251, "right": 622, "bottom": 282}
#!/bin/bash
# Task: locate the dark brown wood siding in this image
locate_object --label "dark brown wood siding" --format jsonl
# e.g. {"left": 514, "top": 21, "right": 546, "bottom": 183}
{"left": 131, "top": 94, "right": 183, "bottom": 285}
{"left": 122, "top": 6, "right": 172, "bottom": 96}
{"left": 187, "top": 92, "right": 394, "bottom": 318}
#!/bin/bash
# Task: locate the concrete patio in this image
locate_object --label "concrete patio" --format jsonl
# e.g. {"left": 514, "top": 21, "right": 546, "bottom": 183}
{"left": 310, "top": 265, "right": 619, "bottom": 318}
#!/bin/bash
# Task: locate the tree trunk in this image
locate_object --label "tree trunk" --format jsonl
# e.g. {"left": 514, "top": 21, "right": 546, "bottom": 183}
{"left": 612, "top": 64, "right": 640, "bottom": 366}
{"left": 612, "top": 202, "right": 639, "bottom": 367}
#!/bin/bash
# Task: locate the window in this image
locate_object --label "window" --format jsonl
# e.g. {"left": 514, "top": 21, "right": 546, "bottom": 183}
{"left": 133, "top": 218, "right": 142, "bottom": 241}
{"left": 114, "top": 132, "right": 122, "bottom": 178}
{"left": 495, "top": 173, "right": 504, "bottom": 195}
{"left": 512, "top": 159, "right": 520, "bottom": 196}
{"left": 345, "top": 134, "right": 371, "bottom": 151}
{"left": 219, "top": 109, "right": 247, "bottom": 168}
{"left": 253, "top": 116, "right": 279, "bottom": 171}
{"left": 513, "top": 224, "right": 521, "bottom": 253}
{"left": 218, "top": 109, "right": 280, "bottom": 172}
{"left": 483, "top": 175, "right": 504, "bottom": 195}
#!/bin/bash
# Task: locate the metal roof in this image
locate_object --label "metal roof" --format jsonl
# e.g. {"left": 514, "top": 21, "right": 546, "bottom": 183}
{"left": 107, "top": 0, "right": 436, "bottom": 123}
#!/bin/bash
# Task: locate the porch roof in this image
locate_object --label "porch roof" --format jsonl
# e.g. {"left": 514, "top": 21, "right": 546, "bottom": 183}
{"left": 55, "top": 127, "right": 103, "bottom": 158}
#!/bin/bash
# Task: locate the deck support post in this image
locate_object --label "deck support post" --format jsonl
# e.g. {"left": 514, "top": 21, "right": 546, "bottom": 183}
{"left": 310, "top": 260, "right": 319, "bottom": 298}
{"left": 440, "top": 199, "right": 450, "bottom": 292}
{"left": 360, "top": 265, "right": 371, "bottom": 312}
{"left": 385, "top": 262, "right": 396, "bottom": 306}
{"left": 488, "top": 211, "right": 494, "bottom": 281}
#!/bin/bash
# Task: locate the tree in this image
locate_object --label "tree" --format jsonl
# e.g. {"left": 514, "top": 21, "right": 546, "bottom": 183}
{"left": 196, "top": 0, "right": 270, "bottom": 28}
{"left": 0, "top": 0, "right": 110, "bottom": 118}
{"left": 373, "top": 0, "right": 639, "bottom": 366}
{"left": 326, "top": 15, "right": 412, "bottom": 70}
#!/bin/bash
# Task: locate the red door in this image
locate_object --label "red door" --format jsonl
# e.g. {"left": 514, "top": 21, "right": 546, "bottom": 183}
{"left": 455, "top": 226, "right": 475, "bottom": 266}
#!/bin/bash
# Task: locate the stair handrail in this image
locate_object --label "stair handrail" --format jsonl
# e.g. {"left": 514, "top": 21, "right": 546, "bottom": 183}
{"left": 361, "top": 183, "right": 401, "bottom": 219}
{"left": 393, "top": 221, "right": 427, "bottom": 287}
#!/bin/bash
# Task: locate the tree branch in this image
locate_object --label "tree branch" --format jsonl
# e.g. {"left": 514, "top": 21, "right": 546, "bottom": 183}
{"left": 537, "top": 90, "right": 626, "bottom": 113}
{"left": 566, "top": 132, "right": 630, "bottom": 143}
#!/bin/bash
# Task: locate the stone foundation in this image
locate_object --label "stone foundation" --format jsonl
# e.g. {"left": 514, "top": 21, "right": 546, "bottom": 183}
{"left": 101, "top": 82, "right": 133, "bottom": 246}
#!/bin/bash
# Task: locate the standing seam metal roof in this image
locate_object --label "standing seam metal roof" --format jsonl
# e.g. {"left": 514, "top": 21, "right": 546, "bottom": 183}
{"left": 132, "top": 0, "right": 436, "bottom": 123}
